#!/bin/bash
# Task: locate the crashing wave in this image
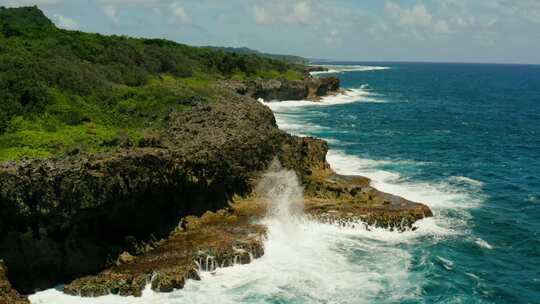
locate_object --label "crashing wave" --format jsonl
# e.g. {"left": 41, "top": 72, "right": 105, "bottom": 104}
{"left": 309, "top": 65, "right": 391, "bottom": 75}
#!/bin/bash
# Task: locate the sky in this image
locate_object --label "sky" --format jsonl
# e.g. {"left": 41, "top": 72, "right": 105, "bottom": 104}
{"left": 1, "top": 0, "right": 540, "bottom": 64}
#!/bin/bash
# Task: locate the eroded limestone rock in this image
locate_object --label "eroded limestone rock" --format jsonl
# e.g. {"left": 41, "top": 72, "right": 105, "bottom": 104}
{"left": 304, "top": 171, "right": 432, "bottom": 231}
{"left": 63, "top": 205, "right": 266, "bottom": 297}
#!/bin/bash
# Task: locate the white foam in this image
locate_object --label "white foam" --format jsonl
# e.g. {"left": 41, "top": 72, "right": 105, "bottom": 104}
{"left": 449, "top": 176, "right": 485, "bottom": 188}
{"left": 29, "top": 284, "right": 161, "bottom": 304}
{"left": 324, "top": 150, "right": 480, "bottom": 239}
{"left": 436, "top": 256, "right": 454, "bottom": 270}
{"left": 527, "top": 194, "right": 538, "bottom": 203}
{"left": 310, "top": 65, "right": 391, "bottom": 76}
{"left": 474, "top": 238, "right": 494, "bottom": 249}
{"left": 260, "top": 87, "right": 378, "bottom": 112}
{"left": 326, "top": 150, "right": 479, "bottom": 212}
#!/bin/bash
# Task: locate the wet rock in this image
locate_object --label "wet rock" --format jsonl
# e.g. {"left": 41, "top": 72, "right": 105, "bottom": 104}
{"left": 303, "top": 66, "right": 328, "bottom": 74}
{"left": 304, "top": 172, "right": 433, "bottom": 231}
{"left": 63, "top": 207, "right": 266, "bottom": 297}
{"left": 63, "top": 271, "right": 148, "bottom": 297}
{"left": 116, "top": 252, "right": 136, "bottom": 266}
{"left": 0, "top": 261, "right": 29, "bottom": 304}
{"left": 151, "top": 266, "right": 200, "bottom": 292}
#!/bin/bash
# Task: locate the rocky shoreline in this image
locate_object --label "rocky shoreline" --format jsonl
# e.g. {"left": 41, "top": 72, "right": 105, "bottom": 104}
{"left": 0, "top": 75, "right": 432, "bottom": 301}
{"left": 63, "top": 201, "right": 267, "bottom": 297}
{"left": 227, "top": 74, "right": 340, "bottom": 101}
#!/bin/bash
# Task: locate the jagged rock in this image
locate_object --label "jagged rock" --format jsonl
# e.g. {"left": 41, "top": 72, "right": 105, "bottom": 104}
{"left": 151, "top": 266, "right": 200, "bottom": 293}
{"left": 0, "top": 261, "right": 29, "bottom": 304}
{"left": 64, "top": 207, "right": 266, "bottom": 297}
{"left": 304, "top": 172, "right": 433, "bottom": 231}
{"left": 303, "top": 66, "right": 328, "bottom": 74}
{"left": 116, "top": 252, "right": 136, "bottom": 266}
{"left": 63, "top": 271, "right": 148, "bottom": 297}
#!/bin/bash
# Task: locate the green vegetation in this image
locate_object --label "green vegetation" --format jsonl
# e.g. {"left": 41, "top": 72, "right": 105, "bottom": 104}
{"left": 0, "top": 6, "right": 305, "bottom": 162}
{"left": 207, "top": 46, "right": 308, "bottom": 64}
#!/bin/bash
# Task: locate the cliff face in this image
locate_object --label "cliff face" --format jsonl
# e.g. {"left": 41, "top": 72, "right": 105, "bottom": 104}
{"left": 0, "top": 92, "right": 335, "bottom": 294}
{"left": 230, "top": 76, "right": 340, "bottom": 101}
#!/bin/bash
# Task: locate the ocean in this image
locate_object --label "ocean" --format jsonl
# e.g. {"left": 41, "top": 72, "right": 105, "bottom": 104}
{"left": 30, "top": 62, "right": 540, "bottom": 303}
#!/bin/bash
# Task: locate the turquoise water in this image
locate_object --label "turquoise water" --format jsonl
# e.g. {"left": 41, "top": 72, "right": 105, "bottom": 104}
{"left": 31, "top": 63, "right": 540, "bottom": 303}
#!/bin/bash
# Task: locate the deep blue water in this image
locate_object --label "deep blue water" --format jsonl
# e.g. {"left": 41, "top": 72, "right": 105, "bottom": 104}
{"left": 286, "top": 62, "right": 540, "bottom": 303}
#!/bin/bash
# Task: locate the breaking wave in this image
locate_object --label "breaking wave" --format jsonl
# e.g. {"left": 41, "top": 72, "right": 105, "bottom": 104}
{"left": 259, "top": 86, "right": 380, "bottom": 111}
{"left": 309, "top": 65, "right": 391, "bottom": 75}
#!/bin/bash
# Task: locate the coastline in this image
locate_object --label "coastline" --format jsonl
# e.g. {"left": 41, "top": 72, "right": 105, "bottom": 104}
{"left": 4, "top": 70, "right": 433, "bottom": 303}
{"left": 2, "top": 5, "right": 538, "bottom": 302}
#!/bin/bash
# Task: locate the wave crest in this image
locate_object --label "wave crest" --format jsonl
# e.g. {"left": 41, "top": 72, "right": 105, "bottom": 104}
{"left": 259, "top": 86, "right": 382, "bottom": 112}
{"left": 310, "top": 65, "right": 391, "bottom": 75}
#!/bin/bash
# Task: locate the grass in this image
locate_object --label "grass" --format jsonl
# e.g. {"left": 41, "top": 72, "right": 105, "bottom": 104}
{"left": 0, "top": 122, "right": 144, "bottom": 162}
{"left": 0, "top": 74, "right": 225, "bottom": 162}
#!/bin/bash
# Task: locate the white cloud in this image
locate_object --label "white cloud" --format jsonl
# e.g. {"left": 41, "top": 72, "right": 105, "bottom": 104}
{"left": 254, "top": 1, "right": 313, "bottom": 25}
{"left": 434, "top": 20, "right": 451, "bottom": 33}
{"left": 367, "top": 20, "right": 389, "bottom": 39}
{"left": 103, "top": 4, "right": 117, "bottom": 22}
{"left": 100, "top": 0, "right": 161, "bottom": 4}
{"left": 0, "top": 0, "right": 64, "bottom": 6}
{"left": 289, "top": 1, "right": 312, "bottom": 24}
{"left": 452, "top": 15, "right": 475, "bottom": 28}
{"left": 384, "top": 2, "right": 432, "bottom": 27}
{"left": 383, "top": 1, "right": 484, "bottom": 37}
{"left": 53, "top": 13, "right": 78, "bottom": 30}
{"left": 170, "top": 2, "right": 190, "bottom": 24}
{"left": 99, "top": 0, "right": 190, "bottom": 25}
{"left": 325, "top": 28, "right": 342, "bottom": 45}
{"left": 504, "top": 0, "right": 540, "bottom": 24}
{"left": 253, "top": 6, "right": 272, "bottom": 24}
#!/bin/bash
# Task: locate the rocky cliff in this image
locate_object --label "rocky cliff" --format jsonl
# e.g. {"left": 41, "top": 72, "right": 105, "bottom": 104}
{"left": 229, "top": 75, "right": 340, "bottom": 101}
{"left": 0, "top": 87, "right": 341, "bottom": 295}
{"left": 0, "top": 77, "right": 432, "bottom": 300}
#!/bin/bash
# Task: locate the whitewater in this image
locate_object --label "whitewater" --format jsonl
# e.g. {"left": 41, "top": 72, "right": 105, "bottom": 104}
{"left": 30, "top": 65, "right": 496, "bottom": 303}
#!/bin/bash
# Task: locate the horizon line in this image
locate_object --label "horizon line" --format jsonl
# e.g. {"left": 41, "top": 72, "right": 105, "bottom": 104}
{"left": 308, "top": 59, "right": 540, "bottom": 66}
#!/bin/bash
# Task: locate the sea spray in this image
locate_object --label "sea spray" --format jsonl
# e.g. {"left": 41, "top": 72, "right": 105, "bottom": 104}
{"left": 255, "top": 161, "right": 304, "bottom": 222}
